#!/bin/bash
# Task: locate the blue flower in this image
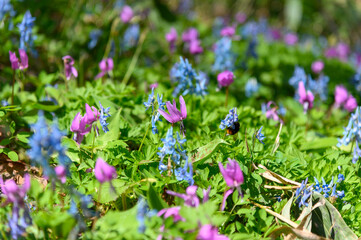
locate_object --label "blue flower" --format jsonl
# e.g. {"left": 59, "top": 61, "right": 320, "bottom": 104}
{"left": 337, "top": 174, "right": 345, "bottom": 183}
{"left": 136, "top": 197, "right": 157, "bottom": 233}
{"left": 170, "top": 57, "right": 208, "bottom": 97}
{"left": 289, "top": 66, "right": 307, "bottom": 89}
{"left": 88, "top": 29, "right": 102, "bottom": 49}
{"left": 175, "top": 158, "right": 194, "bottom": 185}
{"left": 321, "top": 177, "right": 333, "bottom": 198}
{"left": 144, "top": 88, "right": 156, "bottom": 111}
{"left": 255, "top": 126, "right": 265, "bottom": 144}
{"left": 212, "top": 37, "right": 235, "bottom": 72}
{"left": 99, "top": 102, "right": 111, "bottom": 133}
{"left": 245, "top": 78, "right": 260, "bottom": 97}
{"left": 8, "top": 206, "right": 32, "bottom": 240}
{"left": 246, "top": 37, "right": 258, "bottom": 59}
{"left": 17, "top": 10, "right": 36, "bottom": 52}
{"left": 313, "top": 177, "right": 322, "bottom": 193}
{"left": 220, "top": 108, "right": 238, "bottom": 130}
{"left": 0, "top": 0, "right": 16, "bottom": 29}
{"left": 122, "top": 24, "right": 139, "bottom": 50}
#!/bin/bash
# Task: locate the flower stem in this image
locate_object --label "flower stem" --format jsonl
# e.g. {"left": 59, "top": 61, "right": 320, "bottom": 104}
{"left": 139, "top": 121, "right": 151, "bottom": 151}
{"left": 225, "top": 86, "right": 229, "bottom": 107}
{"left": 11, "top": 70, "right": 15, "bottom": 105}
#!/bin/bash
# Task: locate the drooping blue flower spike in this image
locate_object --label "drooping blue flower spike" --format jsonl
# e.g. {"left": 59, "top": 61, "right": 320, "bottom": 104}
{"left": 255, "top": 126, "right": 265, "bottom": 144}
{"left": 99, "top": 102, "right": 111, "bottom": 133}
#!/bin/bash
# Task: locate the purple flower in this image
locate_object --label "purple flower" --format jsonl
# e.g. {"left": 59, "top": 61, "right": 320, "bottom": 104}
{"left": 84, "top": 103, "right": 100, "bottom": 125}
{"left": 189, "top": 39, "right": 203, "bottom": 54}
{"left": 0, "top": 174, "right": 30, "bottom": 204}
{"left": 262, "top": 101, "right": 282, "bottom": 123}
{"left": 55, "top": 165, "right": 66, "bottom": 184}
{"left": 94, "top": 158, "right": 117, "bottom": 184}
{"left": 166, "top": 28, "right": 177, "bottom": 52}
{"left": 9, "top": 49, "right": 28, "bottom": 70}
{"left": 166, "top": 185, "right": 210, "bottom": 207}
{"left": 157, "top": 207, "right": 184, "bottom": 222}
{"left": 95, "top": 58, "right": 113, "bottom": 79}
{"left": 218, "top": 159, "right": 244, "bottom": 211}
{"left": 344, "top": 96, "right": 357, "bottom": 112}
{"left": 158, "top": 95, "right": 187, "bottom": 124}
{"left": 120, "top": 5, "right": 133, "bottom": 23}
{"left": 70, "top": 112, "right": 91, "bottom": 144}
{"left": 298, "top": 81, "right": 314, "bottom": 113}
{"left": 217, "top": 71, "right": 234, "bottom": 87}
{"left": 220, "top": 26, "right": 235, "bottom": 37}
{"left": 235, "top": 12, "right": 247, "bottom": 24}
{"left": 335, "top": 85, "right": 348, "bottom": 106}
{"left": 149, "top": 83, "right": 159, "bottom": 89}
{"left": 311, "top": 60, "right": 324, "bottom": 74}
{"left": 284, "top": 33, "right": 298, "bottom": 46}
{"left": 182, "top": 28, "right": 198, "bottom": 42}
{"left": 197, "top": 224, "right": 229, "bottom": 240}
{"left": 62, "top": 55, "right": 78, "bottom": 80}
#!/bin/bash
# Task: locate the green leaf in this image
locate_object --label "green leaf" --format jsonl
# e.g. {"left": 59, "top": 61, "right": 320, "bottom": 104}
{"left": 93, "top": 179, "right": 128, "bottom": 204}
{"left": 7, "top": 151, "right": 18, "bottom": 161}
{"left": 96, "top": 108, "right": 122, "bottom": 145}
{"left": 32, "top": 102, "right": 60, "bottom": 111}
{"left": 311, "top": 192, "right": 358, "bottom": 240}
{"left": 17, "top": 132, "right": 31, "bottom": 143}
{"left": 193, "top": 139, "right": 229, "bottom": 166}
{"left": 300, "top": 137, "right": 338, "bottom": 151}
{"left": 147, "top": 183, "right": 167, "bottom": 211}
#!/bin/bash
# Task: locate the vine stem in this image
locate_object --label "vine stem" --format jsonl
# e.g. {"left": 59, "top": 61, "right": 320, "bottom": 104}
{"left": 225, "top": 86, "right": 229, "bottom": 107}
{"left": 122, "top": 28, "right": 149, "bottom": 85}
{"left": 139, "top": 121, "right": 151, "bottom": 151}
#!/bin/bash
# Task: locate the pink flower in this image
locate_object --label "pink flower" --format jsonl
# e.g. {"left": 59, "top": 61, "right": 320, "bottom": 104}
{"left": 9, "top": 49, "right": 28, "bottom": 70}
{"left": 218, "top": 158, "right": 244, "bottom": 211}
{"left": 197, "top": 224, "right": 229, "bottom": 240}
{"left": 166, "top": 186, "right": 200, "bottom": 207}
{"left": 158, "top": 95, "right": 187, "bottom": 124}
{"left": 325, "top": 47, "right": 338, "bottom": 58}
{"left": 166, "top": 27, "right": 177, "bottom": 43}
{"left": 334, "top": 85, "right": 349, "bottom": 106}
{"left": 336, "top": 42, "right": 349, "bottom": 61}
{"left": 189, "top": 39, "right": 203, "bottom": 55}
{"left": 182, "top": 28, "right": 198, "bottom": 42}
{"left": 95, "top": 58, "right": 114, "bottom": 79}
{"left": 158, "top": 207, "right": 184, "bottom": 222}
{"left": 94, "top": 158, "right": 117, "bottom": 184}
{"left": 70, "top": 112, "right": 91, "bottom": 144}
{"left": 149, "top": 83, "right": 159, "bottom": 89}
{"left": 235, "top": 12, "right": 247, "bottom": 24}
{"left": 0, "top": 174, "right": 30, "bottom": 204}
{"left": 220, "top": 26, "right": 235, "bottom": 37}
{"left": 217, "top": 71, "right": 234, "bottom": 87}
{"left": 62, "top": 55, "right": 78, "bottom": 80}
{"left": 344, "top": 96, "right": 357, "bottom": 112}
{"left": 120, "top": 5, "right": 133, "bottom": 23}
{"left": 55, "top": 165, "right": 67, "bottom": 184}
{"left": 298, "top": 81, "right": 314, "bottom": 113}
{"left": 269, "top": 28, "right": 282, "bottom": 41}
{"left": 284, "top": 33, "right": 298, "bottom": 46}
{"left": 84, "top": 103, "right": 100, "bottom": 125}
{"left": 311, "top": 60, "right": 324, "bottom": 74}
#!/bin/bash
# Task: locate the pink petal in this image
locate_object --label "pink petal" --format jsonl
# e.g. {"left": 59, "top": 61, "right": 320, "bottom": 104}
{"left": 220, "top": 188, "right": 234, "bottom": 211}
{"left": 179, "top": 95, "right": 187, "bottom": 119}
{"left": 71, "top": 66, "right": 78, "bottom": 78}
{"left": 19, "top": 49, "right": 28, "bottom": 70}
{"left": 298, "top": 81, "right": 306, "bottom": 102}
{"left": 99, "top": 59, "right": 107, "bottom": 72}
{"left": 158, "top": 109, "right": 176, "bottom": 123}
{"left": 107, "top": 58, "right": 114, "bottom": 71}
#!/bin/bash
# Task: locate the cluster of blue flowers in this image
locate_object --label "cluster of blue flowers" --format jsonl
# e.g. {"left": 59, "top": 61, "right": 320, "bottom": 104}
{"left": 241, "top": 19, "right": 268, "bottom": 38}
{"left": 212, "top": 37, "right": 235, "bottom": 72}
{"left": 351, "top": 71, "right": 361, "bottom": 92}
{"left": 18, "top": 10, "right": 36, "bottom": 53}
{"left": 88, "top": 29, "right": 102, "bottom": 49}
{"left": 170, "top": 57, "right": 208, "bottom": 97}
{"left": 157, "top": 127, "right": 194, "bottom": 185}
{"left": 245, "top": 78, "right": 260, "bottom": 97}
{"left": 122, "top": 24, "right": 139, "bottom": 50}
{"left": 143, "top": 88, "right": 166, "bottom": 134}
{"left": 0, "top": 0, "right": 16, "bottom": 29}
{"left": 99, "top": 102, "right": 111, "bottom": 133}
{"left": 295, "top": 174, "right": 345, "bottom": 208}
{"left": 337, "top": 106, "right": 361, "bottom": 163}
{"left": 289, "top": 66, "right": 329, "bottom": 101}
{"left": 27, "top": 111, "right": 71, "bottom": 179}
{"left": 219, "top": 108, "right": 238, "bottom": 130}
{"left": 136, "top": 197, "right": 157, "bottom": 233}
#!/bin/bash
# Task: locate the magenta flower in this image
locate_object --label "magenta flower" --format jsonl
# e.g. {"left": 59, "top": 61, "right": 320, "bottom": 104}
{"left": 94, "top": 158, "right": 117, "bottom": 184}
{"left": 84, "top": 103, "right": 100, "bottom": 125}
{"left": 218, "top": 158, "right": 244, "bottom": 211}
{"left": 284, "top": 33, "right": 298, "bottom": 46}
{"left": 158, "top": 95, "right": 187, "bottom": 124}
{"left": 269, "top": 28, "right": 282, "bottom": 41}
{"left": 166, "top": 28, "right": 177, "bottom": 52}
{"left": 157, "top": 207, "right": 184, "bottom": 222}
{"left": 189, "top": 39, "right": 203, "bottom": 55}
{"left": 166, "top": 186, "right": 200, "bottom": 207}
{"left": 95, "top": 58, "right": 114, "bottom": 79}
{"left": 336, "top": 42, "right": 349, "bottom": 61}
{"left": 120, "top": 5, "right": 133, "bottom": 23}
{"left": 334, "top": 85, "right": 349, "bottom": 106}
{"left": 149, "top": 83, "right": 159, "bottom": 89}
{"left": 0, "top": 174, "right": 30, "bottom": 204}
{"left": 217, "top": 71, "right": 234, "bottom": 87}
{"left": 325, "top": 47, "right": 338, "bottom": 59}
{"left": 264, "top": 101, "right": 281, "bottom": 122}
{"left": 70, "top": 112, "right": 91, "bottom": 144}
{"left": 298, "top": 81, "right": 314, "bottom": 113}
{"left": 235, "top": 12, "right": 247, "bottom": 24}
{"left": 197, "top": 224, "right": 229, "bottom": 240}
{"left": 9, "top": 49, "right": 28, "bottom": 70}
{"left": 344, "top": 96, "right": 357, "bottom": 112}
{"left": 55, "top": 165, "right": 67, "bottom": 184}
{"left": 182, "top": 28, "right": 198, "bottom": 42}
{"left": 311, "top": 60, "right": 324, "bottom": 74}
{"left": 62, "top": 55, "right": 78, "bottom": 80}
{"left": 220, "top": 26, "right": 235, "bottom": 37}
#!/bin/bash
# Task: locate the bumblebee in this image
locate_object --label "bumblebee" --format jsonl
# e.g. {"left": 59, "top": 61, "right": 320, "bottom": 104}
{"left": 226, "top": 122, "right": 240, "bottom": 135}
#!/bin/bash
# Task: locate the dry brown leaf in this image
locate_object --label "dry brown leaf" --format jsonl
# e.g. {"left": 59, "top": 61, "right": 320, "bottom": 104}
{"left": 270, "top": 226, "right": 330, "bottom": 240}
{"left": 255, "top": 163, "right": 301, "bottom": 186}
